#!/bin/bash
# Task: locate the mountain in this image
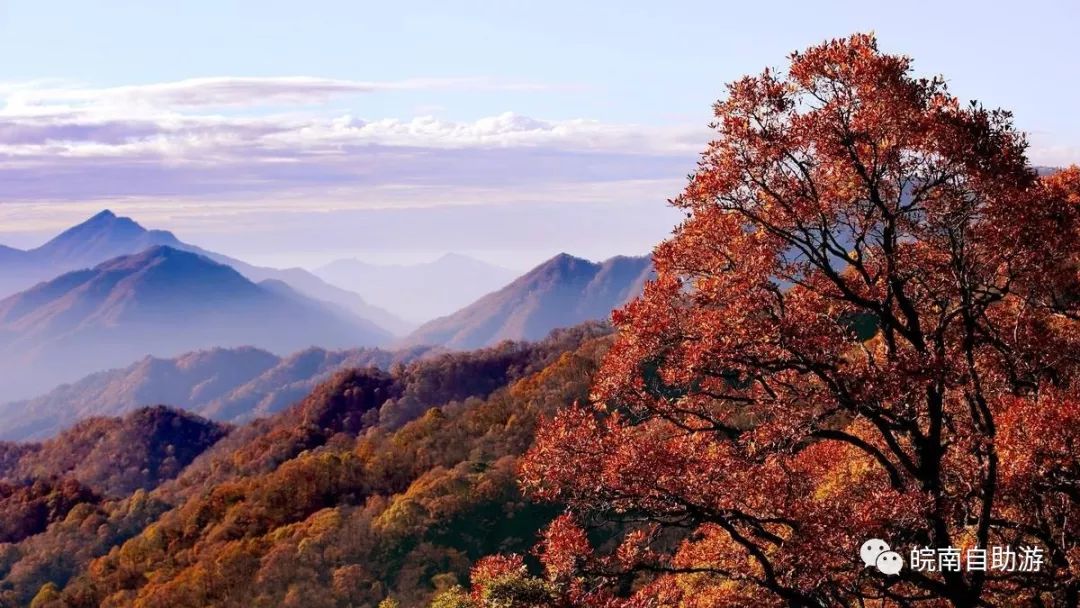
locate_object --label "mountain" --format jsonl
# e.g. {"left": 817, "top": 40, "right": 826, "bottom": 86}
{"left": 0, "top": 406, "right": 225, "bottom": 546}
{"left": 314, "top": 253, "right": 519, "bottom": 322}
{"left": 0, "top": 210, "right": 411, "bottom": 334}
{"left": 0, "top": 210, "right": 183, "bottom": 297}
{"left": 0, "top": 324, "right": 610, "bottom": 607}
{"left": 0, "top": 406, "right": 228, "bottom": 497}
{"left": 27, "top": 210, "right": 185, "bottom": 269}
{"left": 402, "top": 253, "right": 653, "bottom": 349}
{"left": 0, "top": 347, "right": 278, "bottom": 441}
{"left": 0, "top": 246, "right": 393, "bottom": 402}
{"left": 192, "top": 249, "right": 415, "bottom": 335}
{"left": 0, "top": 344, "right": 439, "bottom": 441}
{"left": 195, "top": 343, "right": 436, "bottom": 422}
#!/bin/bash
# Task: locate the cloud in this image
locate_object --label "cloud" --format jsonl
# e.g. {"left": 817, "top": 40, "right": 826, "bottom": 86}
{"left": 0, "top": 76, "right": 552, "bottom": 112}
{"left": 0, "top": 77, "right": 706, "bottom": 209}
{"left": 1026, "top": 132, "right": 1080, "bottom": 169}
{"left": 3, "top": 76, "right": 1073, "bottom": 265}
{"left": 0, "top": 111, "right": 700, "bottom": 158}
{"left": 2, "top": 76, "right": 1074, "bottom": 217}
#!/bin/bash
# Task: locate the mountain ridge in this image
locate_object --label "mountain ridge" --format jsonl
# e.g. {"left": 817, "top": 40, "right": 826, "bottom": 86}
{"left": 0, "top": 405, "right": 228, "bottom": 498}
{"left": 0, "top": 323, "right": 612, "bottom": 606}
{"left": 401, "top": 252, "right": 652, "bottom": 349}
{"left": 0, "top": 211, "right": 411, "bottom": 334}
{"left": 314, "top": 252, "right": 519, "bottom": 323}
{"left": 0, "top": 343, "right": 439, "bottom": 441}
{"left": 0, "top": 246, "right": 393, "bottom": 402}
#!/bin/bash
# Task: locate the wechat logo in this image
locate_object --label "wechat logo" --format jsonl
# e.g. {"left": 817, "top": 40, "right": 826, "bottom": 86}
{"left": 861, "top": 539, "right": 904, "bottom": 575}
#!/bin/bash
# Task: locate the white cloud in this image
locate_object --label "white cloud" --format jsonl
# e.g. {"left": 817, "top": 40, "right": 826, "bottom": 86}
{"left": 260, "top": 112, "right": 702, "bottom": 152}
{"left": 0, "top": 76, "right": 706, "bottom": 207}
{"left": 2, "top": 75, "right": 1072, "bottom": 216}
{"left": 1027, "top": 132, "right": 1080, "bottom": 168}
{"left": 0, "top": 76, "right": 552, "bottom": 113}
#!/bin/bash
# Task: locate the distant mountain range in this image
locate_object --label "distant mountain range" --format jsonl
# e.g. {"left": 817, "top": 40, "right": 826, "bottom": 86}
{"left": 0, "top": 343, "right": 438, "bottom": 441}
{"left": 0, "top": 211, "right": 178, "bottom": 293}
{"left": 402, "top": 253, "right": 652, "bottom": 349}
{"left": 0, "top": 210, "right": 411, "bottom": 334}
{"left": 0, "top": 211, "right": 653, "bottom": 416}
{"left": 0, "top": 246, "right": 396, "bottom": 402}
{"left": 314, "top": 253, "right": 519, "bottom": 322}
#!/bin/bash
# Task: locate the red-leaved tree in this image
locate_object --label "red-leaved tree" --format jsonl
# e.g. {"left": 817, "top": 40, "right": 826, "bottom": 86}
{"left": 515, "top": 34, "right": 1079, "bottom": 607}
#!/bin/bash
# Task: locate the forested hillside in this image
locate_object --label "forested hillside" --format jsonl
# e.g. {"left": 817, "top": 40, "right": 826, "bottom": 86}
{"left": 0, "top": 407, "right": 226, "bottom": 570}
{"left": 0, "top": 344, "right": 439, "bottom": 441}
{"left": 0, "top": 323, "right": 611, "bottom": 607}
{"left": 0, "top": 406, "right": 228, "bottom": 497}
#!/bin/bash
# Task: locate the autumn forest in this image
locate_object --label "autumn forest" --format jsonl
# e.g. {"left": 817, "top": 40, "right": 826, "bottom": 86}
{"left": 0, "top": 33, "right": 1078, "bottom": 608}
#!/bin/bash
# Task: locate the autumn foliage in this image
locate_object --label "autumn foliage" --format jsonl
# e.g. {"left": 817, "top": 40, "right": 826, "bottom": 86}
{"left": 2, "top": 33, "right": 1079, "bottom": 608}
{"left": 0, "top": 324, "right": 610, "bottom": 607}
{"left": 511, "top": 34, "right": 1080, "bottom": 607}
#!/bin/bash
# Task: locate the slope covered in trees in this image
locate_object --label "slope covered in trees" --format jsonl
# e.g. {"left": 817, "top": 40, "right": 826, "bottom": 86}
{"left": 0, "top": 407, "right": 227, "bottom": 597}
{"left": 0, "top": 323, "right": 611, "bottom": 607}
{"left": 1, "top": 407, "right": 229, "bottom": 498}
{"left": 0, "top": 344, "right": 438, "bottom": 441}
{"left": 0, "top": 479, "right": 99, "bottom": 545}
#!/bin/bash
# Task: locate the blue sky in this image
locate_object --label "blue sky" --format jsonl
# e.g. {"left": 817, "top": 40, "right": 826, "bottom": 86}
{"left": 1, "top": 1, "right": 1078, "bottom": 268}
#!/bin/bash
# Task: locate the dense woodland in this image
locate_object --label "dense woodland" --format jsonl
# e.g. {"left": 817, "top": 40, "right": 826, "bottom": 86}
{"left": 0, "top": 323, "right": 611, "bottom": 607}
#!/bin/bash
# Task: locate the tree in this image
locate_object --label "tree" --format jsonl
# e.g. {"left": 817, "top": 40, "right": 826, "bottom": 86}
{"left": 518, "top": 34, "right": 1080, "bottom": 607}
{"left": 29, "top": 582, "right": 61, "bottom": 608}
{"left": 429, "top": 555, "right": 565, "bottom": 608}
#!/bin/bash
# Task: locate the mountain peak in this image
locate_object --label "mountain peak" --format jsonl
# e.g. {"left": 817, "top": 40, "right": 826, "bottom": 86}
{"left": 69, "top": 209, "right": 141, "bottom": 235}
{"left": 402, "top": 252, "right": 651, "bottom": 350}
{"left": 548, "top": 252, "right": 586, "bottom": 265}
{"left": 430, "top": 252, "right": 511, "bottom": 271}
{"left": 40, "top": 210, "right": 145, "bottom": 247}
{"left": 0, "top": 242, "right": 391, "bottom": 400}
{"left": 89, "top": 209, "right": 118, "bottom": 222}
{"left": 529, "top": 252, "right": 592, "bottom": 276}
{"left": 30, "top": 211, "right": 183, "bottom": 270}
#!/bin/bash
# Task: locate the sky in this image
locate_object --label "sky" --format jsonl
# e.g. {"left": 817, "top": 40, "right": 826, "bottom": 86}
{"left": 1, "top": 0, "right": 1078, "bottom": 269}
